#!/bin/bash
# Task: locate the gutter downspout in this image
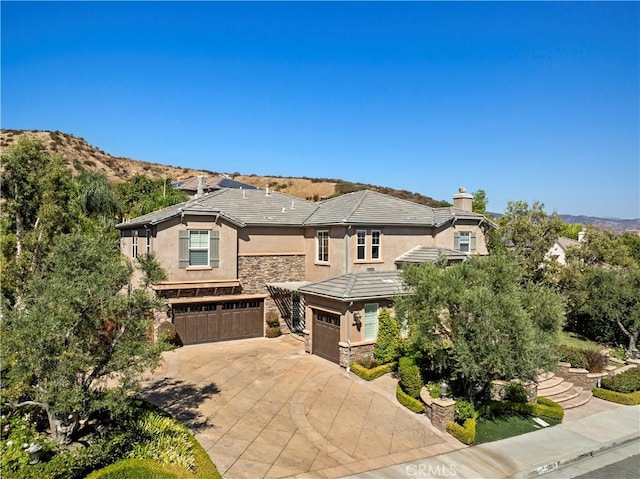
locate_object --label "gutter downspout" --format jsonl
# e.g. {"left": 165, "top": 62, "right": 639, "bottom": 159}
{"left": 344, "top": 225, "right": 351, "bottom": 274}
{"left": 346, "top": 300, "right": 353, "bottom": 373}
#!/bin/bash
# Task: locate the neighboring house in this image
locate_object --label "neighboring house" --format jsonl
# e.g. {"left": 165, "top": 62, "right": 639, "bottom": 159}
{"left": 116, "top": 186, "right": 494, "bottom": 366}
{"left": 547, "top": 233, "right": 584, "bottom": 265}
{"left": 172, "top": 174, "right": 258, "bottom": 198}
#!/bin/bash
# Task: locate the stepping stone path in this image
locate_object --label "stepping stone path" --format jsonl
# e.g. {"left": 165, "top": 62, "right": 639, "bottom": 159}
{"left": 536, "top": 372, "right": 593, "bottom": 410}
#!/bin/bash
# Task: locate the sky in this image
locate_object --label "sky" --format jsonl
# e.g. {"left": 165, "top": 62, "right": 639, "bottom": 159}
{"left": 2, "top": 2, "right": 638, "bottom": 219}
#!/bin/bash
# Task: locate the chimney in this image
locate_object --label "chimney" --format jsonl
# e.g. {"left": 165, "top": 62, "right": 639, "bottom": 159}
{"left": 453, "top": 187, "right": 473, "bottom": 212}
{"left": 196, "top": 175, "right": 206, "bottom": 198}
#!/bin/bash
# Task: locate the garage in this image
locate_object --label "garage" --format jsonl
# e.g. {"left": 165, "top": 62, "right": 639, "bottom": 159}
{"left": 172, "top": 299, "right": 264, "bottom": 345}
{"left": 312, "top": 309, "right": 341, "bottom": 364}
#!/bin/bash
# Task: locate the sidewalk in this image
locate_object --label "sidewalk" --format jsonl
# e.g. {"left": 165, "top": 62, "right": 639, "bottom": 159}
{"left": 344, "top": 403, "right": 640, "bottom": 478}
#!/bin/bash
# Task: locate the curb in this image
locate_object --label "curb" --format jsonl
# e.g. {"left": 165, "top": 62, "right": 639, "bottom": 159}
{"left": 515, "top": 433, "right": 640, "bottom": 478}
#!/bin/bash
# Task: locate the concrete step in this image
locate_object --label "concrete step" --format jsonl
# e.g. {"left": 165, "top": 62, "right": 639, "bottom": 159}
{"left": 537, "top": 376, "right": 565, "bottom": 392}
{"left": 538, "top": 380, "right": 574, "bottom": 397}
{"left": 611, "top": 364, "right": 637, "bottom": 376}
{"left": 560, "top": 389, "right": 593, "bottom": 409}
{"left": 542, "top": 385, "right": 583, "bottom": 404}
{"left": 536, "top": 371, "right": 556, "bottom": 383}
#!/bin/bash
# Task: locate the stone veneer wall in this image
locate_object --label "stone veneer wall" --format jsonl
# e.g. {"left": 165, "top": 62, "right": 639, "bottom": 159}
{"left": 339, "top": 343, "right": 375, "bottom": 368}
{"left": 238, "top": 254, "right": 306, "bottom": 331}
{"left": 490, "top": 379, "right": 538, "bottom": 402}
{"left": 420, "top": 387, "right": 455, "bottom": 432}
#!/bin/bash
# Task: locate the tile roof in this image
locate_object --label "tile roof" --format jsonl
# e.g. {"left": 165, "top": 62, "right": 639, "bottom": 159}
{"left": 117, "top": 187, "right": 494, "bottom": 230}
{"left": 395, "top": 246, "right": 470, "bottom": 264}
{"left": 298, "top": 270, "right": 409, "bottom": 301}
{"left": 173, "top": 175, "right": 258, "bottom": 192}
{"left": 116, "top": 188, "right": 317, "bottom": 229}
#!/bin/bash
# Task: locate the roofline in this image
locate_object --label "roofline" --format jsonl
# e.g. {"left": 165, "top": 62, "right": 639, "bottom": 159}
{"left": 299, "top": 290, "right": 411, "bottom": 302}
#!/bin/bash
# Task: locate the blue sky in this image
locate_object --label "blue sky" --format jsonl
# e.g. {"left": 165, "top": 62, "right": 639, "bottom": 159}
{"left": 2, "top": 1, "right": 638, "bottom": 218}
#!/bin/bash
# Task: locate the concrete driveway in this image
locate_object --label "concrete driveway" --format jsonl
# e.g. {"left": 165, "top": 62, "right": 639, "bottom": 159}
{"left": 141, "top": 335, "right": 463, "bottom": 479}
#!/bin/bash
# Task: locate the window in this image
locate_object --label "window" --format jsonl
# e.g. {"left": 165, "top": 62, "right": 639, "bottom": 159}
{"left": 364, "top": 303, "right": 379, "bottom": 340}
{"left": 455, "top": 232, "right": 476, "bottom": 253}
{"left": 371, "top": 230, "right": 381, "bottom": 260}
{"left": 145, "top": 229, "right": 152, "bottom": 255}
{"left": 131, "top": 231, "right": 138, "bottom": 258}
{"left": 179, "top": 229, "right": 219, "bottom": 268}
{"left": 356, "top": 230, "right": 366, "bottom": 260}
{"left": 317, "top": 231, "right": 329, "bottom": 262}
{"left": 189, "top": 230, "right": 209, "bottom": 266}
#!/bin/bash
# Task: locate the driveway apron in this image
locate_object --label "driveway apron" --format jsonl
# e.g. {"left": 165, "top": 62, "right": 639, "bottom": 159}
{"left": 141, "top": 335, "right": 463, "bottom": 479}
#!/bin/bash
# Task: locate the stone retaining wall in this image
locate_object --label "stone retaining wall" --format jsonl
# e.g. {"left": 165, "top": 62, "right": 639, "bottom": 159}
{"left": 339, "top": 343, "right": 374, "bottom": 368}
{"left": 490, "top": 379, "right": 537, "bottom": 402}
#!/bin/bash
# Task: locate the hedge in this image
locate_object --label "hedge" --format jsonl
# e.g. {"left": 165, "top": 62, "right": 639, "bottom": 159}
{"left": 350, "top": 361, "right": 396, "bottom": 381}
{"left": 85, "top": 459, "right": 190, "bottom": 479}
{"left": 600, "top": 367, "right": 640, "bottom": 394}
{"left": 446, "top": 418, "right": 476, "bottom": 445}
{"left": 477, "top": 398, "right": 564, "bottom": 422}
{"left": 396, "top": 384, "right": 426, "bottom": 413}
{"left": 398, "top": 357, "right": 423, "bottom": 398}
{"left": 593, "top": 388, "right": 640, "bottom": 405}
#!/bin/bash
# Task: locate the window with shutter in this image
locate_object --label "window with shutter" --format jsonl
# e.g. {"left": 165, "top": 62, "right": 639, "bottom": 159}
{"left": 364, "top": 303, "right": 379, "bottom": 340}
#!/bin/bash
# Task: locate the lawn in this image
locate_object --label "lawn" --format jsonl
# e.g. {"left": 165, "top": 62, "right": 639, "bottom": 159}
{"left": 559, "top": 331, "right": 603, "bottom": 351}
{"left": 474, "top": 412, "right": 561, "bottom": 444}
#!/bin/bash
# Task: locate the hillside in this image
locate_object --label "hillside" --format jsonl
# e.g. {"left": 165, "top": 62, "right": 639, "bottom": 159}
{"left": 0, "top": 129, "right": 445, "bottom": 207}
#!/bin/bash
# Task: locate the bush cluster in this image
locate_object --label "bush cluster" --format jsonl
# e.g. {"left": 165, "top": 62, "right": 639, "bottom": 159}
{"left": 86, "top": 459, "right": 190, "bottom": 479}
{"left": 477, "top": 398, "right": 564, "bottom": 422}
{"left": 446, "top": 418, "right": 476, "bottom": 445}
{"left": 350, "top": 362, "right": 396, "bottom": 381}
{"left": 395, "top": 385, "right": 425, "bottom": 414}
{"left": 503, "top": 382, "right": 529, "bottom": 403}
{"left": 609, "top": 346, "right": 629, "bottom": 362}
{"left": 593, "top": 387, "right": 640, "bottom": 405}
{"left": 600, "top": 367, "right": 640, "bottom": 394}
{"left": 556, "top": 345, "right": 589, "bottom": 369}
{"left": 454, "top": 400, "right": 475, "bottom": 424}
{"left": 398, "top": 357, "right": 424, "bottom": 399}
{"left": 373, "top": 309, "right": 401, "bottom": 364}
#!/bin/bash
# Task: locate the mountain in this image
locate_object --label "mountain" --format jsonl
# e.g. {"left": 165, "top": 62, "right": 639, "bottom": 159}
{"left": 1, "top": 129, "right": 638, "bottom": 233}
{"left": 0, "top": 129, "right": 446, "bottom": 207}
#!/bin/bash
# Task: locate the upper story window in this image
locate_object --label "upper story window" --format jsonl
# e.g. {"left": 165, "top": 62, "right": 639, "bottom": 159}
{"left": 131, "top": 231, "right": 138, "bottom": 258}
{"left": 179, "top": 229, "right": 219, "bottom": 268}
{"left": 317, "top": 230, "right": 329, "bottom": 263}
{"left": 371, "top": 230, "right": 381, "bottom": 260}
{"left": 188, "top": 230, "right": 209, "bottom": 266}
{"left": 356, "top": 230, "right": 366, "bottom": 260}
{"left": 455, "top": 231, "right": 476, "bottom": 253}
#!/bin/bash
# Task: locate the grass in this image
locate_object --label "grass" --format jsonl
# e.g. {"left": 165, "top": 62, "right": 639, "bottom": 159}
{"left": 474, "top": 412, "right": 561, "bottom": 444}
{"left": 559, "top": 331, "right": 603, "bottom": 351}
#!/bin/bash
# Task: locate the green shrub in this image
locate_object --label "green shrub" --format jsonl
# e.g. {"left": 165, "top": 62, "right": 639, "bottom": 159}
{"left": 609, "top": 346, "right": 629, "bottom": 362}
{"left": 446, "top": 418, "right": 476, "bottom": 445}
{"left": 477, "top": 398, "right": 564, "bottom": 422}
{"left": 593, "top": 387, "right": 640, "bottom": 405}
{"left": 601, "top": 367, "right": 640, "bottom": 393}
{"left": 357, "top": 357, "right": 379, "bottom": 369}
{"left": 350, "top": 362, "right": 396, "bottom": 381}
{"left": 504, "top": 382, "right": 528, "bottom": 403}
{"left": 454, "top": 400, "right": 475, "bottom": 424}
{"left": 396, "top": 385, "right": 425, "bottom": 413}
{"left": 398, "top": 356, "right": 423, "bottom": 399}
{"left": 584, "top": 350, "right": 607, "bottom": 373}
{"left": 427, "top": 382, "right": 441, "bottom": 399}
{"left": 157, "top": 322, "right": 179, "bottom": 345}
{"left": 374, "top": 308, "right": 401, "bottom": 364}
{"left": 85, "top": 458, "right": 189, "bottom": 478}
{"left": 557, "top": 345, "right": 588, "bottom": 369}
{"left": 265, "top": 313, "right": 280, "bottom": 328}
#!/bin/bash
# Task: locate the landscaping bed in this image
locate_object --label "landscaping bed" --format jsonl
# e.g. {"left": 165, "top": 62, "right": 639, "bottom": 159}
{"left": 475, "top": 412, "right": 561, "bottom": 444}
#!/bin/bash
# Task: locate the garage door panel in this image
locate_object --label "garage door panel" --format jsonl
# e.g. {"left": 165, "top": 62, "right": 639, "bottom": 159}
{"left": 173, "top": 300, "right": 264, "bottom": 345}
{"left": 313, "top": 310, "right": 340, "bottom": 364}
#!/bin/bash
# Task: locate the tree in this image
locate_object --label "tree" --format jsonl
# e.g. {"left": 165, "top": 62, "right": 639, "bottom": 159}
{"left": 1, "top": 230, "right": 169, "bottom": 445}
{"left": 471, "top": 189, "right": 488, "bottom": 215}
{"left": 0, "top": 138, "right": 76, "bottom": 304}
{"left": 373, "top": 308, "right": 401, "bottom": 364}
{"left": 559, "top": 222, "right": 583, "bottom": 240}
{"left": 489, "top": 200, "right": 564, "bottom": 283}
{"left": 71, "top": 170, "right": 121, "bottom": 224}
{"left": 395, "top": 253, "right": 565, "bottom": 401}
{"left": 115, "top": 174, "right": 189, "bottom": 218}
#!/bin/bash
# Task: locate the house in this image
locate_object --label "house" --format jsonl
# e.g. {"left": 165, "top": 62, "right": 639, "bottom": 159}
{"left": 547, "top": 231, "right": 584, "bottom": 265}
{"left": 116, "top": 186, "right": 494, "bottom": 366}
{"left": 172, "top": 174, "right": 258, "bottom": 198}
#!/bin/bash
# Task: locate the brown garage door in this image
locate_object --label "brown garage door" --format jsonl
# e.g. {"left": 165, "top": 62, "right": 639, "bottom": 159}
{"left": 173, "top": 300, "right": 264, "bottom": 345}
{"left": 312, "top": 309, "right": 341, "bottom": 364}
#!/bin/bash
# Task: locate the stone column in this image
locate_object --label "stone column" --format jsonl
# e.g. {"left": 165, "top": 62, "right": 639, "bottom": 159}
{"left": 431, "top": 398, "right": 456, "bottom": 432}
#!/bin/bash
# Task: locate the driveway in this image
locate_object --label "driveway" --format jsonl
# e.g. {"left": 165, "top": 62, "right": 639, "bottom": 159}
{"left": 141, "top": 335, "right": 463, "bottom": 478}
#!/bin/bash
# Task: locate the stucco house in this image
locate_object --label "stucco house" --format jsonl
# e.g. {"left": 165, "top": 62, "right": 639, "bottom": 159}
{"left": 116, "top": 186, "right": 494, "bottom": 366}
